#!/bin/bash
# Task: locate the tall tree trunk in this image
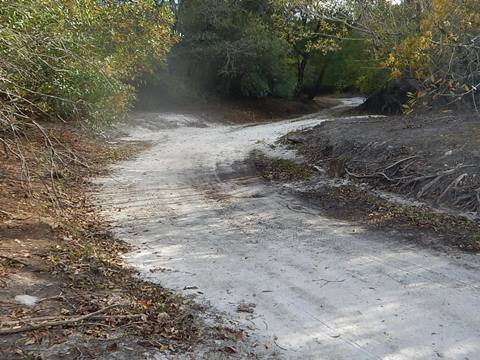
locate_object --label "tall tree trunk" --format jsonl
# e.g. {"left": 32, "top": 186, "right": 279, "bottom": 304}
{"left": 295, "top": 55, "right": 308, "bottom": 97}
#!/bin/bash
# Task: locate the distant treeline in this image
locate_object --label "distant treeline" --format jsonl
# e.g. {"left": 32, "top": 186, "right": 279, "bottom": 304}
{"left": 156, "top": 0, "right": 387, "bottom": 101}
{"left": 159, "top": 0, "right": 480, "bottom": 112}
{"left": 2, "top": 0, "right": 479, "bottom": 131}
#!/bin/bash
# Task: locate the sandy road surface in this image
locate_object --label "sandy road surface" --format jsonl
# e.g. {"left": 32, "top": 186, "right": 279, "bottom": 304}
{"left": 97, "top": 102, "right": 480, "bottom": 359}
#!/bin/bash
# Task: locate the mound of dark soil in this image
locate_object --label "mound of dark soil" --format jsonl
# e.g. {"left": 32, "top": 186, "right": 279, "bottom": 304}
{"left": 287, "top": 112, "right": 480, "bottom": 216}
{"left": 357, "top": 82, "right": 413, "bottom": 115}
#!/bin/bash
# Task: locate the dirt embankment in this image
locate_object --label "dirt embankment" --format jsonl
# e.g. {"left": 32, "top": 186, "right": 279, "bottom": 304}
{"left": 0, "top": 126, "right": 247, "bottom": 359}
{"left": 290, "top": 113, "right": 480, "bottom": 215}
{"left": 262, "top": 112, "right": 480, "bottom": 252}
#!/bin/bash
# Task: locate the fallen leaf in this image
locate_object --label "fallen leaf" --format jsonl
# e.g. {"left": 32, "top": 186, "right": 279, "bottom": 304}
{"left": 222, "top": 346, "right": 238, "bottom": 354}
{"left": 107, "top": 342, "right": 118, "bottom": 352}
{"left": 24, "top": 338, "right": 36, "bottom": 345}
{"left": 234, "top": 330, "right": 245, "bottom": 342}
{"left": 237, "top": 302, "right": 255, "bottom": 313}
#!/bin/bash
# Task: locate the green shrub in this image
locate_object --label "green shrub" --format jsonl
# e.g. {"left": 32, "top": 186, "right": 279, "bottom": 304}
{"left": 173, "top": 0, "right": 296, "bottom": 98}
{"left": 307, "top": 35, "right": 389, "bottom": 95}
{"left": 0, "top": 0, "right": 177, "bottom": 129}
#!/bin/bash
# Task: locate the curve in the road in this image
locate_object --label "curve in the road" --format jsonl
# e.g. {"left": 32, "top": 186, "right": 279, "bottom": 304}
{"left": 98, "top": 105, "right": 480, "bottom": 360}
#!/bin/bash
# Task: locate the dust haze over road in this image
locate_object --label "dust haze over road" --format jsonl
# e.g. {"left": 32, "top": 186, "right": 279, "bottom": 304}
{"left": 97, "top": 100, "right": 480, "bottom": 359}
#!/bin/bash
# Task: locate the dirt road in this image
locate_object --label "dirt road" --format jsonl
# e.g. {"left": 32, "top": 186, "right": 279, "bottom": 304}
{"left": 97, "top": 101, "right": 480, "bottom": 359}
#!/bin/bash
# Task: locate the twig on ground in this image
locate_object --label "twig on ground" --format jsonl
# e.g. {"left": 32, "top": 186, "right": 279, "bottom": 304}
{"left": 0, "top": 209, "right": 14, "bottom": 218}
{"left": 274, "top": 338, "right": 293, "bottom": 352}
{"left": 437, "top": 173, "right": 468, "bottom": 203}
{"left": 383, "top": 156, "right": 417, "bottom": 172}
{"left": 0, "top": 313, "right": 143, "bottom": 327}
{"left": 0, "top": 255, "right": 29, "bottom": 267}
{"left": 312, "top": 278, "right": 346, "bottom": 289}
{"left": 0, "top": 304, "right": 121, "bottom": 335}
{"left": 345, "top": 156, "right": 418, "bottom": 183}
{"left": 417, "top": 173, "right": 447, "bottom": 198}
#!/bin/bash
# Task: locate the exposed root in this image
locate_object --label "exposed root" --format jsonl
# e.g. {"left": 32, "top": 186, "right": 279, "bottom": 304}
{"left": 437, "top": 173, "right": 468, "bottom": 203}
{"left": 344, "top": 156, "right": 478, "bottom": 213}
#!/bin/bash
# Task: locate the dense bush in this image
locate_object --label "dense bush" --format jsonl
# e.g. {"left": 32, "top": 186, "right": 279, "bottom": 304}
{"left": 172, "top": 0, "right": 297, "bottom": 98}
{"left": 0, "top": 0, "right": 176, "bottom": 130}
{"left": 353, "top": 0, "right": 480, "bottom": 111}
{"left": 270, "top": 0, "right": 346, "bottom": 96}
{"left": 307, "top": 35, "right": 389, "bottom": 95}
{"left": 388, "top": 0, "right": 480, "bottom": 111}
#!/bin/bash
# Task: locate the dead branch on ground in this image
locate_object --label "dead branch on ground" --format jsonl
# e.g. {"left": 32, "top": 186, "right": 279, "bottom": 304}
{"left": 0, "top": 304, "right": 123, "bottom": 335}
{"left": 344, "top": 156, "right": 478, "bottom": 213}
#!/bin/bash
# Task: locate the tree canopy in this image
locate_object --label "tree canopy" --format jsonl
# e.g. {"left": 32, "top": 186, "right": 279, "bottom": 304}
{"left": 166, "top": 0, "right": 350, "bottom": 98}
{"left": 2, "top": 0, "right": 479, "bottom": 123}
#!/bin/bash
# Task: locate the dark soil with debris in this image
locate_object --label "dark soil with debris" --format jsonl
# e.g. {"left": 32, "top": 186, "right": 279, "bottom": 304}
{"left": 285, "top": 112, "right": 480, "bottom": 217}
{"left": 0, "top": 126, "right": 261, "bottom": 359}
{"left": 249, "top": 108, "right": 480, "bottom": 252}
{"left": 296, "top": 184, "right": 480, "bottom": 252}
{"left": 252, "top": 154, "right": 480, "bottom": 253}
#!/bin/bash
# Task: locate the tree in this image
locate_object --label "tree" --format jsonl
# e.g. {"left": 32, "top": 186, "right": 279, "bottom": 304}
{"left": 308, "top": 33, "right": 389, "bottom": 95}
{"left": 386, "top": 0, "right": 480, "bottom": 110}
{"left": 271, "top": 0, "right": 347, "bottom": 96}
{"left": 173, "top": 0, "right": 296, "bottom": 97}
{"left": 0, "top": 0, "right": 177, "bottom": 129}
{"left": 350, "top": 0, "right": 480, "bottom": 111}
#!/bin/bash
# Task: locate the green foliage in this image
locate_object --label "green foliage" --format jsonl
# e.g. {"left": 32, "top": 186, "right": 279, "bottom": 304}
{"left": 239, "top": 23, "right": 297, "bottom": 98}
{"left": 351, "top": 0, "right": 480, "bottom": 110}
{"left": 0, "top": 0, "right": 177, "bottom": 129}
{"left": 163, "top": 0, "right": 395, "bottom": 100}
{"left": 172, "top": 0, "right": 296, "bottom": 98}
{"left": 313, "top": 35, "right": 389, "bottom": 95}
{"left": 241, "top": 71, "right": 271, "bottom": 98}
{"left": 270, "top": 0, "right": 348, "bottom": 95}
